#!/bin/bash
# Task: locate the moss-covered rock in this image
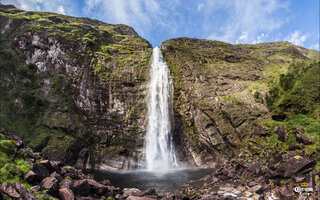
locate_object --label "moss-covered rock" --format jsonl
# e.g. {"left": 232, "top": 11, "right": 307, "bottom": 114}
{"left": 0, "top": 3, "right": 152, "bottom": 169}
{"left": 161, "top": 37, "right": 319, "bottom": 166}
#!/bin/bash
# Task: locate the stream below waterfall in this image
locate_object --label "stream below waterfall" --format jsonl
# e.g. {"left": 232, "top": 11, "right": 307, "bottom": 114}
{"left": 84, "top": 168, "right": 215, "bottom": 192}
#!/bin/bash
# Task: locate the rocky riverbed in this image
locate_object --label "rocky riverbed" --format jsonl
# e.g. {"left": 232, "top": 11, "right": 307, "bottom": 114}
{"left": 1, "top": 132, "right": 319, "bottom": 200}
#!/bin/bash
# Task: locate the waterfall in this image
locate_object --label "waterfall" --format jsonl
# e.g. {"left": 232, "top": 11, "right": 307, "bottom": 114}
{"left": 145, "top": 47, "right": 177, "bottom": 171}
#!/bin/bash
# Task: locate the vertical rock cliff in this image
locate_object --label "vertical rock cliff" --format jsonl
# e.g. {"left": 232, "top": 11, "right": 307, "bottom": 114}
{"left": 161, "top": 38, "right": 319, "bottom": 167}
{"left": 0, "top": 4, "right": 152, "bottom": 169}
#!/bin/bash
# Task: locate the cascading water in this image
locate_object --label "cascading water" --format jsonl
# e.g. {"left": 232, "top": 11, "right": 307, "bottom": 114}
{"left": 145, "top": 47, "right": 177, "bottom": 171}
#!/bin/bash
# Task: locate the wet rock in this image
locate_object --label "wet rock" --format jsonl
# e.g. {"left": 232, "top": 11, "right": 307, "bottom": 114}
{"left": 59, "top": 188, "right": 75, "bottom": 200}
{"left": 12, "top": 182, "right": 38, "bottom": 200}
{"left": 275, "top": 125, "right": 287, "bottom": 142}
{"left": 123, "top": 188, "right": 142, "bottom": 197}
{"left": 33, "top": 163, "right": 50, "bottom": 180}
{"left": 24, "top": 170, "right": 38, "bottom": 183}
{"left": 40, "top": 177, "right": 59, "bottom": 196}
{"left": 0, "top": 182, "right": 20, "bottom": 199}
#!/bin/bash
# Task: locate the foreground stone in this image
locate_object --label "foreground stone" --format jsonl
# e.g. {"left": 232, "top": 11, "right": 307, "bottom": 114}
{"left": 12, "top": 182, "right": 38, "bottom": 200}
{"left": 40, "top": 177, "right": 59, "bottom": 195}
{"left": 59, "top": 188, "right": 75, "bottom": 200}
{"left": 0, "top": 182, "right": 20, "bottom": 198}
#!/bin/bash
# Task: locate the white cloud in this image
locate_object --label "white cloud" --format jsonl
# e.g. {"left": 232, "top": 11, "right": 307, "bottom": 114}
{"left": 83, "top": 0, "right": 177, "bottom": 38}
{"left": 252, "top": 33, "right": 268, "bottom": 44}
{"left": 207, "top": 0, "right": 288, "bottom": 44}
{"left": 2, "top": 0, "right": 74, "bottom": 15}
{"left": 310, "top": 43, "right": 319, "bottom": 50}
{"left": 198, "top": 3, "right": 204, "bottom": 11}
{"left": 58, "top": 5, "right": 65, "bottom": 14}
{"left": 285, "top": 30, "right": 309, "bottom": 46}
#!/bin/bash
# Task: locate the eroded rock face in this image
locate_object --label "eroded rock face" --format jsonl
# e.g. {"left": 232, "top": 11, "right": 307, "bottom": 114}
{"left": 0, "top": 5, "right": 152, "bottom": 169}
{"left": 161, "top": 38, "right": 314, "bottom": 166}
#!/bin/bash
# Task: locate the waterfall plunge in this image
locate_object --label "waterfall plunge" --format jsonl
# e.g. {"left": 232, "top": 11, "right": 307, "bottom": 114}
{"left": 145, "top": 47, "right": 178, "bottom": 171}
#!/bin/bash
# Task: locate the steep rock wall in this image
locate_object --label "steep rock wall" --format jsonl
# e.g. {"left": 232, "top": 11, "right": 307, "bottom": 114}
{"left": 0, "top": 4, "right": 152, "bottom": 170}
{"left": 161, "top": 37, "right": 318, "bottom": 167}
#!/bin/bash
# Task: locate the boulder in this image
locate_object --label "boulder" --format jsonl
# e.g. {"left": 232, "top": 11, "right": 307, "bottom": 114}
{"left": 60, "top": 178, "right": 74, "bottom": 190}
{"left": 12, "top": 182, "right": 38, "bottom": 200}
{"left": 73, "top": 179, "right": 107, "bottom": 196}
{"left": 33, "top": 163, "right": 50, "bottom": 180}
{"left": 275, "top": 125, "right": 287, "bottom": 142}
{"left": 277, "top": 154, "right": 315, "bottom": 178}
{"left": 40, "top": 177, "right": 59, "bottom": 196}
{"left": 86, "top": 179, "right": 106, "bottom": 195}
{"left": 142, "top": 188, "right": 157, "bottom": 196}
{"left": 99, "top": 179, "right": 111, "bottom": 186}
{"left": 40, "top": 160, "right": 55, "bottom": 173}
{"left": 50, "top": 172, "right": 63, "bottom": 182}
{"left": 73, "top": 179, "right": 90, "bottom": 196}
{"left": 59, "top": 188, "right": 75, "bottom": 200}
{"left": 0, "top": 182, "right": 20, "bottom": 199}
{"left": 24, "top": 170, "right": 38, "bottom": 183}
{"left": 123, "top": 188, "right": 142, "bottom": 197}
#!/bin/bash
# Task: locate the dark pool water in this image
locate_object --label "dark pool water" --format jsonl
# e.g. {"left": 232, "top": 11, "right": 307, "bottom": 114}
{"left": 85, "top": 168, "right": 215, "bottom": 192}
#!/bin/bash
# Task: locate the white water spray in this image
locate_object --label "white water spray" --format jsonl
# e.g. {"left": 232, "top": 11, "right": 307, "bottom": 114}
{"left": 145, "top": 47, "right": 177, "bottom": 171}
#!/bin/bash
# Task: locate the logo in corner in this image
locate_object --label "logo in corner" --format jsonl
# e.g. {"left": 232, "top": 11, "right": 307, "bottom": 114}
{"left": 295, "top": 182, "right": 313, "bottom": 196}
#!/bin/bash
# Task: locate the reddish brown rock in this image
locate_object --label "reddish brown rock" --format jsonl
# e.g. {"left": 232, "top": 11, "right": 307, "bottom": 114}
{"left": 40, "top": 177, "right": 59, "bottom": 195}
{"left": 0, "top": 182, "right": 20, "bottom": 199}
{"left": 33, "top": 163, "right": 50, "bottom": 180}
{"left": 59, "top": 188, "right": 75, "bottom": 200}
{"left": 123, "top": 188, "right": 142, "bottom": 197}
{"left": 24, "top": 170, "right": 38, "bottom": 183}
{"left": 275, "top": 124, "right": 287, "bottom": 142}
{"left": 12, "top": 182, "right": 38, "bottom": 200}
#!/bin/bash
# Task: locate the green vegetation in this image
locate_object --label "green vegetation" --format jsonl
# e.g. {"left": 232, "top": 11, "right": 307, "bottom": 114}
{"left": 0, "top": 132, "right": 31, "bottom": 184}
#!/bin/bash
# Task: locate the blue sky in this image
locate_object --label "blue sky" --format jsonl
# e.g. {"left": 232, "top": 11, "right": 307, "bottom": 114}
{"left": 3, "top": 0, "right": 319, "bottom": 50}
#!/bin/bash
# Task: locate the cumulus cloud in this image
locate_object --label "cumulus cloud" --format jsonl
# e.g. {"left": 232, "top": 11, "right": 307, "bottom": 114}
{"left": 2, "top": 0, "right": 74, "bottom": 15}
{"left": 285, "top": 30, "right": 309, "bottom": 46}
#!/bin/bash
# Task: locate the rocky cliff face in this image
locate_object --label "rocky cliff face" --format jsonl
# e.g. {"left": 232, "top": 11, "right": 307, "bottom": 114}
{"left": 0, "top": 4, "right": 152, "bottom": 170}
{"left": 1, "top": 4, "right": 319, "bottom": 172}
{"left": 161, "top": 38, "right": 319, "bottom": 167}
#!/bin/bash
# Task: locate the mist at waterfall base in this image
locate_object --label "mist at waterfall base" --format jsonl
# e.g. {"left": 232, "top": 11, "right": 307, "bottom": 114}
{"left": 85, "top": 48, "right": 214, "bottom": 191}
